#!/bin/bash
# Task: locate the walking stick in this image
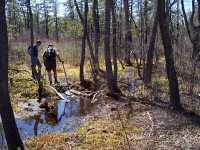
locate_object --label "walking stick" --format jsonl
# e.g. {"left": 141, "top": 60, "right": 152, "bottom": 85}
{"left": 61, "top": 62, "right": 68, "bottom": 84}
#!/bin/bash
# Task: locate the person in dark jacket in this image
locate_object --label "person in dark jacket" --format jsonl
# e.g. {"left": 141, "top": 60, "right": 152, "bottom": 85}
{"left": 43, "top": 43, "right": 63, "bottom": 85}
{"left": 28, "top": 40, "right": 42, "bottom": 80}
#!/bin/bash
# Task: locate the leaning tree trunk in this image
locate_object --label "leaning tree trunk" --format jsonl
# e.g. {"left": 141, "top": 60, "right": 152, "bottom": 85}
{"left": 143, "top": 1, "right": 158, "bottom": 84}
{"left": 104, "top": 0, "right": 119, "bottom": 94}
{"left": 157, "top": 0, "right": 181, "bottom": 110}
{"left": 0, "top": 0, "right": 24, "bottom": 149}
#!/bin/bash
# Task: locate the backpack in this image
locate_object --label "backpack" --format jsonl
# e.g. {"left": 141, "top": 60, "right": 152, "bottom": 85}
{"left": 44, "top": 48, "right": 56, "bottom": 61}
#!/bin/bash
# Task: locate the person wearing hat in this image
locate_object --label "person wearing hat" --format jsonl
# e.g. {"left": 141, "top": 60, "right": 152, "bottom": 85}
{"left": 27, "top": 40, "right": 42, "bottom": 80}
{"left": 43, "top": 43, "right": 64, "bottom": 85}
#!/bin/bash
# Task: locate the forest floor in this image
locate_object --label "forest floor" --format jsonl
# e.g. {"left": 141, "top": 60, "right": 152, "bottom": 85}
{"left": 25, "top": 94, "right": 200, "bottom": 150}
{"left": 7, "top": 63, "right": 200, "bottom": 150}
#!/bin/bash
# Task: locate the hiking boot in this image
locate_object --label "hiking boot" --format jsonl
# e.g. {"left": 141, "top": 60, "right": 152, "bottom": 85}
{"left": 55, "top": 80, "right": 60, "bottom": 85}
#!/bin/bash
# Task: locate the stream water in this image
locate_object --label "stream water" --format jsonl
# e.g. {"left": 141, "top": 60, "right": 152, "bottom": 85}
{"left": 0, "top": 94, "right": 92, "bottom": 148}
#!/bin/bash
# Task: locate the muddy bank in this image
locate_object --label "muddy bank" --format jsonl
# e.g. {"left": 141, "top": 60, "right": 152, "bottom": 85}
{"left": 0, "top": 93, "right": 94, "bottom": 146}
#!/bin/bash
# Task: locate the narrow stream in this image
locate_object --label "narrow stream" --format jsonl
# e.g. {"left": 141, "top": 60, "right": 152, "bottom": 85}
{"left": 0, "top": 93, "right": 92, "bottom": 148}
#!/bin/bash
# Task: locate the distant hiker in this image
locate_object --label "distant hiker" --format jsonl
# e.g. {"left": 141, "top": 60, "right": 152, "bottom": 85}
{"left": 43, "top": 43, "right": 63, "bottom": 85}
{"left": 27, "top": 40, "right": 42, "bottom": 80}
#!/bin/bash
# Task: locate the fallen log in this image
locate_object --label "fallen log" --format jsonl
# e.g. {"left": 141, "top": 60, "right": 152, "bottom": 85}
{"left": 46, "top": 85, "right": 70, "bottom": 102}
{"left": 68, "top": 89, "right": 93, "bottom": 97}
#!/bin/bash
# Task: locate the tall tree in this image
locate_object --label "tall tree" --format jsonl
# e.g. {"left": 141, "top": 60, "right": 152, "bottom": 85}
{"left": 36, "top": 4, "right": 40, "bottom": 36}
{"left": 43, "top": 0, "right": 49, "bottom": 39}
{"left": 79, "top": 0, "right": 88, "bottom": 85}
{"left": 93, "top": 0, "right": 100, "bottom": 70}
{"left": 181, "top": 0, "right": 200, "bottom": 94}
{"left": 27, "top": 0, "right": 34, "bottom": 48}
{"left": 158, "top": 0, "right": 181, "bottom": 110}
{"left": 74, "top": 0, "right": 98, "bottom": 82}
{"left": 54, "top": 0, "right": 59, "bottom": 41}
{"left": 0, "top": 0, "right": 24, "bottom": 149}
{"left": 112, "top": 0, "right": 118, "bottom": 84}
{"left": 104, "top": 0, "right": 120, "bottom": 95}
{"left": 124, "top": 0, "right": 132, "bottom": 65}
{"left": 143, "top": 0, "right": 158, "bottom": 84}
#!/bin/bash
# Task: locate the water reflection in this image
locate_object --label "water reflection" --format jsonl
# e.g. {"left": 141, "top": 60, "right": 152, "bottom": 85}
{"left": 15, "top": 97, "right": 92, "bottom": 140}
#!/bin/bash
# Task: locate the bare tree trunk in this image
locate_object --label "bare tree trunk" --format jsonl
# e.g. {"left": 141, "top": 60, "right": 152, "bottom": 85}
{"left": 0, "top": 1, "right": 24, "bottom": 149}
{"left": 54, "top": 0, "right": 59, "bottom": 41}
{"left": 36, "top": 4, "right": 40, "bottom": 37}
{"left": 93, "top": 0, "right": 100, "bottom": 70}
{"left": 112, "top": 0, "right": 118, "bottom": 83}
{"left": 197, "top": 0, "right": 200, "bottom": 24}
{"left": 12, "top": 0, "right": 17, "bottom": 38}
{"left": 144, "top": 0, "right": 148, "bottom": 45}
{"left": 80, "top": 32, "right": 86, "bottom": 84}
{"left": 143, "top": 1, "right": 158, "bottom": 84}
{"left": 27, "top": 0, "right": 34, "bottom": 48}
{"left": 158, "top": 0, "right": 181, "bottom": 110}
{"left": 181, "top": 0, "right": 198, "bottom": 95}
{"left": 124, "top": 0, "right": 132, "bottom": 66}
{"left": 79, "top": 0, "right": 88, "bottom": 85}
{"left": 104, "top": 0, "right": 119, "bottom": 94}
{"left": 44, "top": 0, "right": 49, "bottom": 39}
{"left": 74, "top": 0, "right": 98, "bottom": 81}
{"left": 181, "top": 0, "right": 192, "bottom": 41}
{"left": 176, "top": 0, "right": 180, "bottom": 43}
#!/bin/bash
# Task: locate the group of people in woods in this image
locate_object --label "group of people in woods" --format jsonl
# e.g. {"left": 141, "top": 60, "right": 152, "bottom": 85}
{"left": 28, "top": 40, "right": 64, "bottom": 85}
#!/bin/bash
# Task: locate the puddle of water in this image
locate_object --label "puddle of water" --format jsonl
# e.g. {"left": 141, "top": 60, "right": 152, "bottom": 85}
{"left": 0, "top": 95, "right": 92, "bottom": 142}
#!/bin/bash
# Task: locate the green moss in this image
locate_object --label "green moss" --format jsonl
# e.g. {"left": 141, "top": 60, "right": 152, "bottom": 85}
{"left": 26, "top": 111, "right": 141, "bottom": 150}
{"left": 75, "top": 114, "right": 141, "bottom": 150}
{"left": 9, "top": 65, "right": 38, "bottom": 100}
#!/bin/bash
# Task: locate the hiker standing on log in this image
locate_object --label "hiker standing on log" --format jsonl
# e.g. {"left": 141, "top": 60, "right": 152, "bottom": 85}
{"left": 43, "top": 43, "right": 64, "bottom": 85}
{"left": 27, "top": 40, "right": 42, "bottom": 80}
